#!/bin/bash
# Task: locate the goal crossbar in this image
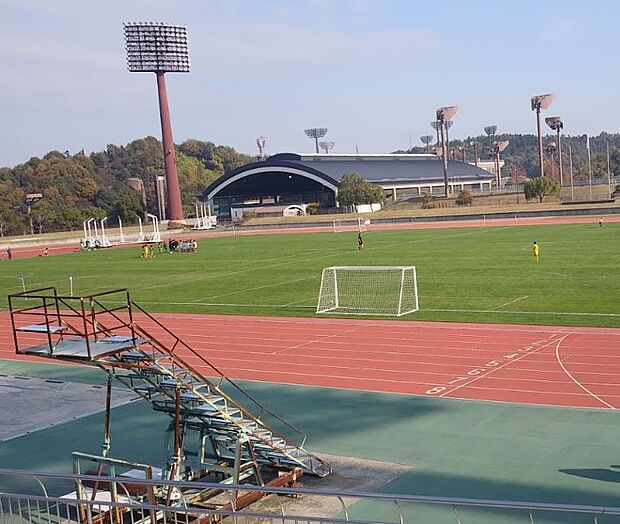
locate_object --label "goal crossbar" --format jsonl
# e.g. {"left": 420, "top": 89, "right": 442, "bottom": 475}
{"left": 316, "top": 266, "right": 419, "bottom": 317}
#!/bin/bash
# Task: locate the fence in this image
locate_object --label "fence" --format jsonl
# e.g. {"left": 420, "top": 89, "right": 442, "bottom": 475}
{"left": 1, "top": 468, "right": 619, "bottom": 524}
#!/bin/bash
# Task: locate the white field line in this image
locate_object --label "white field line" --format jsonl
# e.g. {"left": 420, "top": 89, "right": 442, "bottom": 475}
{"left": 493, "top": 295, "right": 530, "bottom": 310}
{"left": 425, "top": 308, "right": 620, "bottom": 318}
{"left": 554, "top": 334, "right": 616, "bottom": 409}
{"left": 191, "top": 276, "right": 315, "bottom": 303}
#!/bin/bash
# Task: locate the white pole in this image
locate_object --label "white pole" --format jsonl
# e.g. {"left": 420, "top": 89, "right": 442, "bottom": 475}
{"left": 138, "top": 216, "right": 143, "bottom": 238}
{"left": 514, "top": 214, "right": 517, "bottom": 227}
{"left": 483, "top": 215, "right": 486, "bottom": 227}
{"left": 569, "top": 144, "right": 574, "bottom": 202}
{"left": 18, "top": 273, "right": 25, "bottom": 293}
{"left": 83, "top": 220, "right": 88, "bottom": 241}
{"left": 69, "top": 274, "right": 73, "bottom": 296}
{"left": 101, "top": 217, "right": 108, "bottom": 244}
{"left": 587, "top": 135, "right": 593, "bottom": 200}
{"left": 118, "top": 216, "right": 125, "bottom": 243}
{"left": 93, "top": 220, "right": 98, "bottom": 240}
{"left": 607, "top": 141, "right": 612, "bottom": 199}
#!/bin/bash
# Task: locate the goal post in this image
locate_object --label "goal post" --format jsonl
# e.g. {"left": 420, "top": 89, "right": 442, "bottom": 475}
{"left": 316, "top": 266, "right": 419, "bottom": 317}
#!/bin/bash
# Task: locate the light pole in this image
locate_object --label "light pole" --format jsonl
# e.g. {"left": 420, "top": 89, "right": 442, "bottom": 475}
{"left": 420, "top": 135, "right": 434, "bottom": 153}
{"left": 545, "top": 116, "right": 564, "bottom": 185}
{"left": 430, "top": 121, "right": 440, "bottom": 146}
{"left": 607, "top": 141, "right": 612, "bottom": 198}
{"left": 490, "top": 140, "right": 509, "bottom": 188}
{"left": 319, "top": 141, "right": 335, "bottom": 154}
{"left": 304, "top": 128, "right": 328, "bottom": 153}
{"left": 484, "top": 125, "right": 497, "bottom": 149}
{"left": 256, "top": 136, "right": 267, "bottom": 160}
{"left": 531, "top": 94, "right": 555, "bottom": 178}
{"left": 470, "top": 141, "right": 478, "bottom": 166}
{"left": 458, "top": 146, "right": 466, "bottom": 162}
{"left": 545, "top": 142, "right": 557, "bottom": 180}
{"left": 435, "top": 106, "right": 459, "bottom": 198}
{"left": 124, "top": 23, "right": 190, "bottom": 222}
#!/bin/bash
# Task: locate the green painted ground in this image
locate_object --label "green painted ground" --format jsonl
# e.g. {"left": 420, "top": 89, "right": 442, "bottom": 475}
{"left": 1, "top": 222, "right": 619, "bottom": 327}
{"left": 0, "top": 360, "right": 618, "bottom": 523}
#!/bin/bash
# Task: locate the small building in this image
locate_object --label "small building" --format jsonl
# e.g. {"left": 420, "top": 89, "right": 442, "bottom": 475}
{"left": 203, "top": 153, "right": 496, "bottom": 220}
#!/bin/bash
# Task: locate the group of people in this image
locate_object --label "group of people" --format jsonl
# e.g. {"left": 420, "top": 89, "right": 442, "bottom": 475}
{"left": 140, "top": 239, "right": 198, "bottom": 259}
{"left": 80, "top": 239, "right": 102, "bottom": 252}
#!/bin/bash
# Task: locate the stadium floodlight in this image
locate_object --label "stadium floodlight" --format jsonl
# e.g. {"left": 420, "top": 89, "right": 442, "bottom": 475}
{"left": 531, "top": 93, "right": 555, "bottom": 179}
{"left": 490, "top": 140, "right": 510, "bottom": 188}
{"left": 545, "top": 116, "right": 564, "bottom": 185}
{"left": 420, "top": 135, "right": 434, "bottom": 153}
{"left": 435, "top": 106, "right": 459, "bottom": 198}
{"left": 484, "top": 125, "right": 497, "bottom": 147}
{"left": 319, "top": 141, "right": 335, "bottom": 154}
{"left": 124, "top": 22, "right": 190, "bottom": 222}
{"left": 256, "top": 136, "right": 267, "bottom": 159}
{"left": 304, "top": 128, "right": 328, "bottom": 153}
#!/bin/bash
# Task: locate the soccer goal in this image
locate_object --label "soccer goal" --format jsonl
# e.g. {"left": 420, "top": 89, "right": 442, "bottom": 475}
{"left": 316, "top": 266, "right": 419, "bottom": 316}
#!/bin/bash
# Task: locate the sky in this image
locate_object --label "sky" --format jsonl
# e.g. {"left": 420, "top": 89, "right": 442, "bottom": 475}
{"left": 2, "top": 0, "right": 620, "bottom": 167}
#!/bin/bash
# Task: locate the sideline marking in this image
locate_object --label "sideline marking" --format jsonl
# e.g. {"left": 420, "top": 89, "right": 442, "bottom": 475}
{"left": 426, "top": 308, "right": 620, "bottom": 318}
{"left": 554, "top": 335, "right": 615, "bottom": 409}
{"left": 494, "top": 295, "right": 530, "bottom": 310}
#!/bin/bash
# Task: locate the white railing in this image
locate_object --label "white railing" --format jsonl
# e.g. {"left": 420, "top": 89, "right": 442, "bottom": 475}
{"left": 1, "top": 469, "right": 619, "bottom": 524}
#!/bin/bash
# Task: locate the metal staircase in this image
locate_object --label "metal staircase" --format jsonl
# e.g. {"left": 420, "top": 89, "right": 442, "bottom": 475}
{"left": 8, "top": 287, "right": 331, "bottom": 487}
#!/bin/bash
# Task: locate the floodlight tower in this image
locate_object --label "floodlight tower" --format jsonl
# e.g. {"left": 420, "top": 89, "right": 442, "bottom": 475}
{"left": 545, "top": 142, "right": 557, "bottom": 179}
{"left": 319, "top": 141, "right": 335, "bottom": 154}
{"left": 531, "top": 94, "right": 555, "bottom": 179}
{"left": 435, "top": 106, "right": 459, "bottom": 198}
{"left": 124, "top": 22, "right": 190, "bottom": 222}
{"left": 545, "top": 116, "right": 564, "bottom": 185}
{"left": 420, "top": 135, "right": 434, "bottom": 153}
{"left": 484, "top": 125, "right": 497, "bottom": 149}
{"left": 304, "top": 128, "right": 328, "bottom": 153}
{"left": 490, "top": 140, "right": 510, "bottom": 188}
{"left": 256, "top": 136, "right": 267, "bottom": 160}
{"left": 430, "top": 121, "right": 440, "bottom": 146}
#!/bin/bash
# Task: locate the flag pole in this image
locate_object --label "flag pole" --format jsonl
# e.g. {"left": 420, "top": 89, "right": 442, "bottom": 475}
{"left": 607, "top": 141, "right": 612, "bottom": 199}
{"left": 586, "top": 135, "right": 593, "bottom": 200}
{"left": 569, "top": 144, "right": 574, "bottom": 202}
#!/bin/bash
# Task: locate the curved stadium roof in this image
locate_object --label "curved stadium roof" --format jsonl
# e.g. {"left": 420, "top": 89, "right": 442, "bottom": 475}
{"left": 203, "top": 152, "right": 495, "bottom": 201}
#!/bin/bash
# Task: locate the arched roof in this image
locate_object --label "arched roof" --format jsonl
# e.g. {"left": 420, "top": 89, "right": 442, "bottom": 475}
{"left": 203, "top": 153, "right": 495, "bottom": 201}
{"left": 203, "top": 159, "right": 339, "bottom": 201}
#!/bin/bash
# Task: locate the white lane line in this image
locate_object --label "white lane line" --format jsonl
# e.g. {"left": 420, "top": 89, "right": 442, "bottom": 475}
{"left": 554, "top": 334, "right": 616, "bottom": 409}
{"left": 494, "top": 296, "right": 530, "bottom": 310}
{"left": 438, "top": 335, "right": 566, "bottom": 398}
{"left": 271, "top": 328, "right": 357, "bottom": 355}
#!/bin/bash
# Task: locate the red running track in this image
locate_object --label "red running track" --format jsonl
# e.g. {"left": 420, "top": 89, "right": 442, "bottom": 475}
{"left": 1, "top": 312, "right": 618, "bottom": 410}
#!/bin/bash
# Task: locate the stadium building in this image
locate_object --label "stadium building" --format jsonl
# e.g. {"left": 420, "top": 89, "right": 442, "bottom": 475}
{"left": 203, "top": 153, "right": 496, "bottom": 220}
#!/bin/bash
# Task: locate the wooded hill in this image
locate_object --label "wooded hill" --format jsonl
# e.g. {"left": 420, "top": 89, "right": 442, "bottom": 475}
{"left": 0, "top": 137, "right": 251, "bottom": 237}
{"left": 1, "top": 132, "right": 618, "bottom": 236}
{"left": 398, "top": 132, "right": 620, "bottom": 184}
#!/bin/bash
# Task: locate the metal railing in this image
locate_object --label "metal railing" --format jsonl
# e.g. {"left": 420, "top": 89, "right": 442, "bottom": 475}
{"left": 1, "top": 469, "right": 619, "bottom": 524}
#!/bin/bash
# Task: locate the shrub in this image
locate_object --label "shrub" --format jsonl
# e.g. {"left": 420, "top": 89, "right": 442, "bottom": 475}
{"left": 421, "top": 193, "right": 437, "bottom": 209}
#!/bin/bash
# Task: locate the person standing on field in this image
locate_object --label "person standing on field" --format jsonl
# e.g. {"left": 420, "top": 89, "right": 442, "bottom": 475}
{"left": 532, "top": 241, "right": 540, "bottom": 263}
{"left": 358, "top": 232, "right": 364, "bottom": 250}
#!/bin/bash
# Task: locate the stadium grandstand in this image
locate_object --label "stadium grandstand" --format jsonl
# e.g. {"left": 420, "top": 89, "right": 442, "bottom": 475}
{"left": 203, "top": 153, "right": 496, "bottom": 220}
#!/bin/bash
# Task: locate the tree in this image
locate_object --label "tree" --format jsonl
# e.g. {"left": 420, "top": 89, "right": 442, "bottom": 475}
{"left": 338, "top": 173, "right": 385, "bottom": 207}
{"left": 455, "top": 189, "right": 473, "bottom": 206}
{"left": 523, "top": 176, "right": 561, "bottom": 203}
{"left": 421, "top": 193, "right": 437, "bottom": 209}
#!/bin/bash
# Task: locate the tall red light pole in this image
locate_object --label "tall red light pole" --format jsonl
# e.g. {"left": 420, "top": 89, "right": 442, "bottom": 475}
{"left": 124, "top": 22, "right": 190, "bottom": 222}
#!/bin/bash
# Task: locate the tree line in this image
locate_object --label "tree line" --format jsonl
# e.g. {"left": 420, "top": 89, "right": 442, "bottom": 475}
{"left": 0, "top": 137, "right": 251, "bottom": 237}
{"left": 397, "top": 131, "right": 620, "bottom": 184}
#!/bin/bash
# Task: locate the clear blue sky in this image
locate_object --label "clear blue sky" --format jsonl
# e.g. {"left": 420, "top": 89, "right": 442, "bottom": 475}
{"left": 2, "top": 0, "right": 619, "bottom": 167}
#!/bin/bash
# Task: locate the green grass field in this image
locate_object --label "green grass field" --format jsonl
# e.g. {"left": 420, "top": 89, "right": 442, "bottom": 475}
{"left": 1, "top": 222, "right": 619, "bottom": 327}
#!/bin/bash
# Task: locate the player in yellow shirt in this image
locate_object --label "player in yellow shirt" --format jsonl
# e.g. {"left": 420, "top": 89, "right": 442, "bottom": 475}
{"left": 532, "top": 241, "right": 540, "bottom": 262}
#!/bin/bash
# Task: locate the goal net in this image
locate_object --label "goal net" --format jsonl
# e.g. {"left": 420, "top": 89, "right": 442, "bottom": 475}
{"left": 316, "top": 266, "right": 419, "bottom": 316}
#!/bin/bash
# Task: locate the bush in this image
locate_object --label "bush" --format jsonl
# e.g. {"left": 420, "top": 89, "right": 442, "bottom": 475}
{"left": 242, "top": 210, "right": 256, "bottom": 221}
{"left": 455, "top": 189, "right": 473, "bottom": 206}
{"left": 421, "top": 193, "right": 437, "bottom": 209}
{"left": 306, "top": 202, "right": 320, "bottom": 215}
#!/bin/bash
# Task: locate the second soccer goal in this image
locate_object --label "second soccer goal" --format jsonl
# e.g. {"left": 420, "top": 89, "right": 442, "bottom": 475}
{"left": 316, "top": 266, "right": 419, "bottom": 317}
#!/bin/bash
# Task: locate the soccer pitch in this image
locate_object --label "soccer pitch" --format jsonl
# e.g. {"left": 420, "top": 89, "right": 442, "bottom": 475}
{"left": 1, "top": 222, "right": 618, "bottom": 327}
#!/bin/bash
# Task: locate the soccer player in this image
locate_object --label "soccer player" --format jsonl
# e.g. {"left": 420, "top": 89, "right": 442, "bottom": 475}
{"left": 532, "top": 241, "right": 540, "bottom": 263}
{"left": 599, "top": 217, "right": 605, "bottom": 228}
{"left": 358, "top": 232, "right": 364, "bottom": 250}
